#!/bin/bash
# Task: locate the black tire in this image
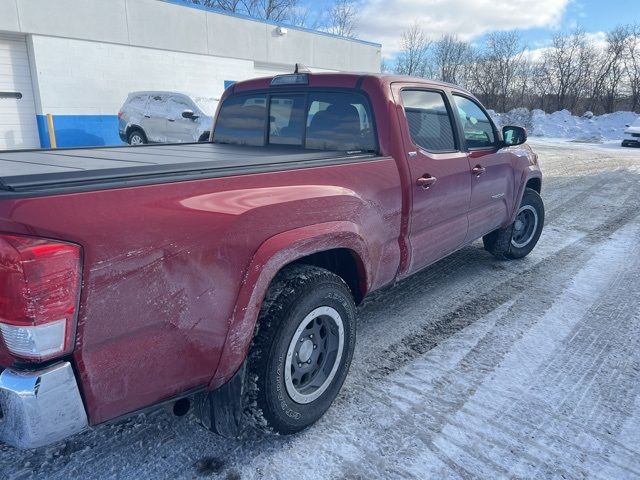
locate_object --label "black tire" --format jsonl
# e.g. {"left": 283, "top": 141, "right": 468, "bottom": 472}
{"left": 127, "top": 128, "right": 147, "bottom": 145}
{"left": 246, "top": 264, "right": 356, "bottom": 435}
{"left": 483, "top": 188, "right": 544, "bottom": 260}
{"left": 198, "top": 132, "right": 210, "bottom": 142}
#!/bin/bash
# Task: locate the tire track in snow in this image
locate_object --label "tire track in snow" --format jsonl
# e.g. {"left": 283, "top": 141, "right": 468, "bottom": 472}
{"left": 330, "top": 216, "right": 640, "bottom": 479}
{"left": 2, "top": 143, "right": 640, "bottom": 480}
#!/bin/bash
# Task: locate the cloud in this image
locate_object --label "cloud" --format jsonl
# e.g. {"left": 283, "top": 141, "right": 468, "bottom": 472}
{"left": 356, "top": 0, "right": 572, "bottom": 57}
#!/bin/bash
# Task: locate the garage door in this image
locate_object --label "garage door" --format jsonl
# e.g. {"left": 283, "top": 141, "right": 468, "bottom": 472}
{"left": 0, "top": 33, "right": 39, "bottom": 150}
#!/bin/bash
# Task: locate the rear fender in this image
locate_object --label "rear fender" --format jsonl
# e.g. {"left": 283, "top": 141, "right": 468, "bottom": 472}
{"left": 209, "top": 221, "right": 370, "bottom": 388}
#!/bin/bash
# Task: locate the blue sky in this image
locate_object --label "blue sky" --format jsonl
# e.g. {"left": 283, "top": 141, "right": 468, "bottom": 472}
{"left": 507, "top": 0, "right": 639, "bottom": 48}
{"left": 174, "top": 0, "right": 639, "bottom": 56}
{"left": 347, "top": 0, "right": 639, "bottom": 56}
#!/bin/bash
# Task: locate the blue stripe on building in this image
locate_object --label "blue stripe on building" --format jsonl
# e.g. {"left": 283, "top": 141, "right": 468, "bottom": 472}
{"left": 37, "top": 115, "right": 124, "bottom": 148}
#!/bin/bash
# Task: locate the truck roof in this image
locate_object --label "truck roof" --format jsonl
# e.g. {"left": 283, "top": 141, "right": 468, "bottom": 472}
{"left": 230, "top": 72, "right": 472, "bottom": 96}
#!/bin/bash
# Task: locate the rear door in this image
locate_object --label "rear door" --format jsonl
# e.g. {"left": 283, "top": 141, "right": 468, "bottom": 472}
{"left": 451, "top": 94, "right": 515, "bottom": 242}
{"left": 142, "top": 94, "right": 168, "bottom": 142}
{"left": 393, "top": 85, "right": 471, "bottom": 275}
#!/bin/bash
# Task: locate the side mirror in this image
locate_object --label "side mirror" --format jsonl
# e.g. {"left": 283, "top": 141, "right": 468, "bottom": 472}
{"left": 502, "top": 125, "right": 527, "bottom": 147}
{"left": 182, "top": 109, "right": 198, "bottom": 120}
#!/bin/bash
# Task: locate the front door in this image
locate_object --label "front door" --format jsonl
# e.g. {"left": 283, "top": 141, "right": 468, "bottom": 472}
{"left": 450, "top": 94, "right": 515, "bottom": 242}
{"left": 166, "top": 95, "right": 198, "bottom": 142}
{"left": 393, "top": 85, "right": 471, "bottom": 275}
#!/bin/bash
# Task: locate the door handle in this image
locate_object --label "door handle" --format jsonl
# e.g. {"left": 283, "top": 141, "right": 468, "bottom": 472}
{"left": 168, "top": 119, "right": 175, "bottom": 122}
{"left": 472, "top": 165, "right": 486, "bottom": 177}
{"left": 144, "top": 115, "right": 151, "bottom": 118}
{"left": 416, "top": 175, "right": 437, "bottom": 189}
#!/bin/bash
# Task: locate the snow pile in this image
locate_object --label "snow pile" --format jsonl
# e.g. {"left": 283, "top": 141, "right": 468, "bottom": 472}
{"left": 490, "top": 108, "right": 640, "bottom": 143}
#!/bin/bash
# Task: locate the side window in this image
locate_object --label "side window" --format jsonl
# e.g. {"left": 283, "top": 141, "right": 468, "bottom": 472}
{"left": 400, "top": 90, "right": 456, "bottom": 152}
{"left": 147, "top": 95, "right": 167, "bottom": 117}
{"left": 167, "top": 96, "right": 192, "bottom": 117}
{"left": 452, "top": 95, "right": 496, "bottom": 149}
{"left": 269, "top": 95, "right": 305, "bottom": 146}
{"left": 213, "top": 94, "right": 267, "bottom": 146}
{"left": 129, "top": 95, "right": 148, "bottom": 110}
{"left": 305, "top": 92, "right": 376, "bottom": 152}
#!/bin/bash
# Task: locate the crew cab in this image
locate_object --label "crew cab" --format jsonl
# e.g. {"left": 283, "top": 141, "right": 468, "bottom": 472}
{"left": 0, "top": 70, "right": 543, "bottom": 449}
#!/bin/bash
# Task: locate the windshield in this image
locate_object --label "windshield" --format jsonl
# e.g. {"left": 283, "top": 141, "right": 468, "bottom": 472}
{"left": 192, "top": 97, "right": 218, "bottom": 117}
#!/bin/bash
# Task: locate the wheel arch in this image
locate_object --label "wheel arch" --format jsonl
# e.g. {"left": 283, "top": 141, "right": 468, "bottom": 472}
{"left": 126, "top": 125, "right": 146, "bottom": 140}
{"left": 210, "top": 221, "right": 371, "bottom": 389}
{"left": 526, "top": 177, "right": 541, "bottom": 193}
{"left": 509, "top": 171, "right": 543, "bottom": 223}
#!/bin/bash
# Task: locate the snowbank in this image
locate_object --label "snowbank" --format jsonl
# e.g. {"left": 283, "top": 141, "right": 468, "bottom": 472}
{"left": 490, "top": 108, "right": 640, "bottom": 143}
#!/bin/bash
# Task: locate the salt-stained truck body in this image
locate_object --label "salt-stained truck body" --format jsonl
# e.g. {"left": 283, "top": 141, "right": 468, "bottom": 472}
{"left": 0, "top": 71, "right": 543, "bottom": 448}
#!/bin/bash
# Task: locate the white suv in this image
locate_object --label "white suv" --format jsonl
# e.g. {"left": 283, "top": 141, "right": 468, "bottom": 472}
{"left": 118, "top": 91, "right": 218, "bottom": 145}
{"left": 622, "top": 118, "right": 640, "bottom": 148}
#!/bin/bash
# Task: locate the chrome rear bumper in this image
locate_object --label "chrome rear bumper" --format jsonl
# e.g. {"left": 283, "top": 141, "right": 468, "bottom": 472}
{"left": 0, "top": 362, "right": 88, "bottom": 449}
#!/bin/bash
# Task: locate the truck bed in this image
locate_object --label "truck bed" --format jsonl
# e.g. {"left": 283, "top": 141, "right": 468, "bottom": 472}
{"left": 0, "top": 143, "right": 376, "bottom": 196}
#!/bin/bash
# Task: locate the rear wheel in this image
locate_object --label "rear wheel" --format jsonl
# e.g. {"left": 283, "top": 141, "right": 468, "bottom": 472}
{"left": 127, "top": 129, "right": 147, "bottom": 145}
{"left": 247, "top": 265, "right": 356, "bottom": 434}
{"left": 484, "top": 188, "right": 544, "bottom": 260}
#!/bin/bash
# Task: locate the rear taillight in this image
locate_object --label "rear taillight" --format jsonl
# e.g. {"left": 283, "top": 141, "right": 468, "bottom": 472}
{"left": 0, "top": 234, "right": 82, "bottom": 362}
{"left": 117, "top": 111, "right": 123, "bottom": 118}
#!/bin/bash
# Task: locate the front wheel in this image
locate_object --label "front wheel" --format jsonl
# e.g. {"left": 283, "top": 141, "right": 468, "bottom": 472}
{"left": 247, "top": 265, "right": 356, "bottom": 434}
{"left": 484, "top": 188, "right": 545, "bottom": 260}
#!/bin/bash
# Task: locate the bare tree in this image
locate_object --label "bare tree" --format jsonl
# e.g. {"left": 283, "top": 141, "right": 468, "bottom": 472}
{"left": 625, "top": 24, "right": 640, "bottom": 111}
{"left": 186, "top": 2, "right": 640, "bottom": 113}
{"left": 244, "top": 0, "right": 299, "bottom": 21}
{"left": 186, "top": 0, "right": 298, "bottom": 21}
{"left": 468, "top": 32, "right": 526, "bottom": 112}
{"left": 327, "top": 0, "right": 358, "bottom": 38}
{"left": 542, "top": 29, "right": 593, "bottom": 111}
{"left": 286, "top": 5, "right": 321, "bottom": 29}
{"left": 430, "top": 34, "right": 472, "bottom": 85}
{"left": 188, "top": 0, "right": 242, "bottom": 12}
{"left": 395, "top": 23, "right": 431, "bottom": 77}
{"left": 588, "top": 26, "right": 630, "bottom": 113}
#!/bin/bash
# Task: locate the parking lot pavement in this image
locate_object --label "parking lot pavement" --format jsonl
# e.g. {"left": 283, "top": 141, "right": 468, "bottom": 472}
{"left": 2, "top": 139, "right": 640, "bottom": 480}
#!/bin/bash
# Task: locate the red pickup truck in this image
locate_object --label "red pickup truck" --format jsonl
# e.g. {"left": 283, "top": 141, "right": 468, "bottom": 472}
{"left": 0, "top": 70, "right": 543, "bottom": 448}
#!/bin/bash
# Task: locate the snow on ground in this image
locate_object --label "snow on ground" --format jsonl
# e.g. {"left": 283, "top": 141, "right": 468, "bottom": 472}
{"left": 491, "top": 108, "right": 640, "bottom": 143}
{"left": 2, "top": 140, "right": 640, "bottom": 479}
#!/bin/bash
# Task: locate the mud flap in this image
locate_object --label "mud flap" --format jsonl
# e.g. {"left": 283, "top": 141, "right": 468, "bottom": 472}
{"left": 195, "top": 362, "right": 246, "bottom": 438}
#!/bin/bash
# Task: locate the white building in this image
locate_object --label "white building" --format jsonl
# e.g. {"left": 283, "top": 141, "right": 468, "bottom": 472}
{"left": 0, "top": 0, "right": 381, "bottom": 149}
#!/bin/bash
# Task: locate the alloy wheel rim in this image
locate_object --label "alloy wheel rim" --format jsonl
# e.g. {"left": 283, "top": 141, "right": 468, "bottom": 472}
{"left": 130, "top": 134, "right": 143, "bottom": 145}
{"left": 511, "top": 205, "right": 538, "bottom": 248}
{"left": 284, "top": 306, "right": 344, "bottom": 404}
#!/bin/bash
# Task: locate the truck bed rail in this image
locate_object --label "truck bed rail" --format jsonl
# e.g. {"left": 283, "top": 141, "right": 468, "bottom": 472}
{"left": 0, "top": 143, "right": 378, "bottom": 197}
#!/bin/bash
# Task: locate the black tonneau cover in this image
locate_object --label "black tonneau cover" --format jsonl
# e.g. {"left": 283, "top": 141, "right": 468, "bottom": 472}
{"left": 0, "top": 143, "right": 376, "bottom": 196}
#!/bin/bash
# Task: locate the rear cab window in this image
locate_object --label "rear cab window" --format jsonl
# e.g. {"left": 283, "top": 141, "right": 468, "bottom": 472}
{"left": 213, "top": 94, "right": 267, "bottom": 146}
{"left": 213, "top": 90, "right": 377, "bottom": 153}
{"left": 400, "top": 90, "right": 457, "bottom": 152}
